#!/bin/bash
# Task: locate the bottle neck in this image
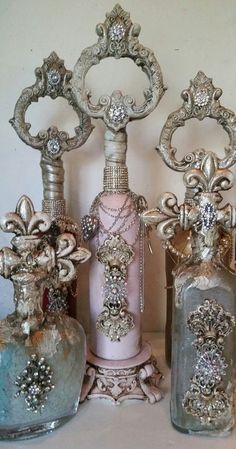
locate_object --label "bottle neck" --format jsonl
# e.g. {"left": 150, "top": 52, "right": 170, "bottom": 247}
{"left": 13, "top": 275, "right": 44, "bottom": 319}
{"left": 41, "top": 154, "right": 66, "bottom": 218}
{"left": 103, "top": 128, "right": 129, "bottom": 193}
{"left": 191, "top": 229, "right": 220, "bottom": 263}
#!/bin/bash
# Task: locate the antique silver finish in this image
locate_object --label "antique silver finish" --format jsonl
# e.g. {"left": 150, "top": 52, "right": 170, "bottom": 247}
{"left": 142, "top": 152, "right": 236, "bottom": 251}
{"left": 0, "top": 195, "right": 90, "bottom": 334}
{"left": 158, "top": 71, "right": 236, "bottom": 172}
{"left": 15, "top": 354, "right": 54, "bottom": 413}
{"left": 10, "top": 52, "right": 93, "bottom": 160}
{"left": 72, "top": 3, "right": 166, "bottom": 132}
{"left": 96, "top": 234, "right": 135, "bottom": 341}
{"left": 183, "top": 299, "right": 235, "bottom": 424}
{"left": 10, "top": 52, "right": 93, "bottom": 312}
{"left": 10, "top": 51, "right": 93, "bottom": 214}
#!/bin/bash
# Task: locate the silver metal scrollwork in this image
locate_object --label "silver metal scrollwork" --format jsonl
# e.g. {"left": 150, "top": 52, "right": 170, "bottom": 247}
{"left": 158, "top": 71, "right": 236, "bottom": 172}
{"left": 10, "top": 51, "right": 93, "bottom": 158}
{"left": 10, "top": 51, "right": 93, "bottom": 217}
{"left": 96, "top": 234, "right": 135, "bottom": 341}
{"left": 72, "top": 3, "right": 166, "bottom": 132}
{"left": 183, "top": 299, "right": 235, "bottom": 424}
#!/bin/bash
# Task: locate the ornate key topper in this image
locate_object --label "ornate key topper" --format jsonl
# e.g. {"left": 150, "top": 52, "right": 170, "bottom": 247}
{"left": 10, "top": 51, "right": 93, "bottom": 159}
{"left": 158, "top": 71, "right": 236, "bottom": 172}
{"left": 72, "top": 3, "right": 166, "bottom": 131}
{"left": 10, "top": 52, "right": 93, "bottom": 218}
{"left": 144, "top": 72, "right": 236, "bottom": 259}
{"left": 10, "top": 53, "right": 93, "bottom": 313}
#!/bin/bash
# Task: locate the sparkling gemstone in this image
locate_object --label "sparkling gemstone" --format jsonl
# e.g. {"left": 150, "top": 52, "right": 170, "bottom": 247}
{"left": 194, "top": 88, "right": 210, "bottom": 107}
{"left": 196, "top": 349, "right": 227, "bottom": 384}
{"left": 200, "top": 201, "right": 217, "bottom": 231}
{"left": 109, "top": 103, "right": 127, "bottom": 124}
{"left": 109, "top": 22, "right": 126, "bottom": 42}
{"left": 47, "top": 138, "right": 61, "bottom": 156}
{"left": 47, "top": 69, "right": 61, "bottom": 86}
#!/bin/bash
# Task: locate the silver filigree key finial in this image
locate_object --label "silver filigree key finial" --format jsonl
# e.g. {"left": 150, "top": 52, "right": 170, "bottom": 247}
{"left": 10, "top": 51, "right": 93, "bottom": 158}
{"left": 72, "top": 4, "right": 166, "bottom": 132}
{"left": 158, "top": 71, "right": 236, "bottom": 172}
{"left": 10, "top": 52, "right": 94, "bottom": 220}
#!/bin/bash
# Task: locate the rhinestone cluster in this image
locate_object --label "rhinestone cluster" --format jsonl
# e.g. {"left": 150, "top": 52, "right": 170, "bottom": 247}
{"left": 196, "top": 349, "right": 227, "bottom": 388}
{"left": 108, "top": 103, "right": 127, "bottom": 125}
{"left": 183, "top": 299, "right": 235, "bottom": 424}
{"left": 193, "top": 88, "right": 210, "bottom": 107}
{"left": 103, "top": 166, "right": 129, "bottom": 192}
{"left": 96, "top": 235, "right": 134, "bottom": 341}
{"left": 48, "top": 287, "right": 69, "bottom": 314}
{"left": 42, "top": 199, "right": 66, "bottom": 218}
{"left": 200, "top": 201, "right": 217, "bottom": 232}
{"left": 15, "top": 354, "right": 54, "bottom": 413}
{"left": 47, "top": 69, "right": 61, "bottom": 87}
{"left": 109, "top": 22, "right": 126, "bottom": 42}
{"left": 81, "top": 214, "right": 99, "bottom": 241}
{"left": 46, "top": 138, "right": 61, "bottom": 156}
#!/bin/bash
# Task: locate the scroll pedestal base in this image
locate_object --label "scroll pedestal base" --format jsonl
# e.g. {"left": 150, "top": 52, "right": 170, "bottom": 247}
{"left": 81, "top": 342, "right": 163, "bottom": 404}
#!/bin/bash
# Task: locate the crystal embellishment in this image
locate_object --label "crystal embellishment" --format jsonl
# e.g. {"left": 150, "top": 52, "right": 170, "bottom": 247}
{"left": 47, "top": 69, "right": 61, "bottom": 86}
{"left": 200, "top": 201, "right": 217, "bottom": 232}
{"left": 108, "top": 103, "right": 127, "bottom": 124}
{"left": 109, "top": 22, "right": 126, "bottom": 42}
{"left": 183, "top": 299, "right": 235, "bottom": 424}
{"left": 193, "top": 88, "right": 210, "bottom": 108}
{"left": 15, "top": 354, "right": 54, "bottom": 413}
{"left": 47, "top": 138, "right": 61, "bottom": 156}
{"left": 48, "top": 287, "right": 69, "bottom": 314}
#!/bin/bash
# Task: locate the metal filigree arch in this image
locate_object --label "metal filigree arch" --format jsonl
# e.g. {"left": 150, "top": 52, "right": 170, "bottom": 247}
{"left": 10, "top": 52, "right": 93, "bottom": 160}
{"left": 158, "top": 71, "right": 236, "bottom": 171}
{"left": 72, "top": 3, "right": 165, "bottom": 131}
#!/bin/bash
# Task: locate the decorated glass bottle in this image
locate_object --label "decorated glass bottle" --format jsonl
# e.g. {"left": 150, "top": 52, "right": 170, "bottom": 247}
{"left": 10, "top": 52, "right": 93, "bottom": 316}
{"left": 72, "top": 4, "right": 165, "bottom": 402}
{"left": 143, "top": 72, "right": 236, "bottom": 435}
{"left": 0, "top": 196, "right": 90, "bottom": 439}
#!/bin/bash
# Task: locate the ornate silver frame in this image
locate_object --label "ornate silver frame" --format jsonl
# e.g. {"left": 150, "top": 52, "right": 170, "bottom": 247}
{"left": 72, "top": 3, "right": 166, "bottom": 131}
{"left": 158, "top": 71, "right": 236, "bottom": 172}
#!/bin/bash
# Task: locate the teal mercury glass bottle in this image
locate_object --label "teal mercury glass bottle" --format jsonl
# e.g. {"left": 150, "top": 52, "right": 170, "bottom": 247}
{"left": 0, "top": 196, "right": 90, "bottom": 440}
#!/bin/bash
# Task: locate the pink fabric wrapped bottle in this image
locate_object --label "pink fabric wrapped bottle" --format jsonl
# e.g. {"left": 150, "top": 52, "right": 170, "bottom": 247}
{"left": 72, "top": 4, "right": 166, "bottom": 402}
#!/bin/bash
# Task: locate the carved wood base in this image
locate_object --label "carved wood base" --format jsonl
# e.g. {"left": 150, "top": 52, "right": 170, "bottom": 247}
{"left": 81, "top": 342, "right": 163, "bottom": 404}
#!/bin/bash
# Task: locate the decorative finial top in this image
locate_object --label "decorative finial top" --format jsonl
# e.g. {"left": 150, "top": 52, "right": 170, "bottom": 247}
{"left": 158, "top": 71, "right": 236, "bottom": 172}
{"left": 72, "top": 4, "right": 165, "bottom": 132}
{"left": 10, "top": 52, "right": 93, "bottom": 159}
{"left": 0, "top": 195, "right": 51, "bottom": 237}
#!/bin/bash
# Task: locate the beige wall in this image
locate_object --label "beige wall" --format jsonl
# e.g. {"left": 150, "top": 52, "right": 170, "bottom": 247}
{"left": 1, "top": 0, "right": 236, "bottom": 331}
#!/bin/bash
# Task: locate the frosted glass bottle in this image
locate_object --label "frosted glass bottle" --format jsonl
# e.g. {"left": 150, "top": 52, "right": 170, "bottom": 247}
{"left": 171, "top": 232, "right": 236, "bottom": 436}
{"left": 0, "top": 196, "right": 89, "bottom": 440}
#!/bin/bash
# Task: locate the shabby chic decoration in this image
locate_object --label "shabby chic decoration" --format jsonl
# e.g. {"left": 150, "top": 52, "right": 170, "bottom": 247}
{"left": 10, "top": 52, "right": 93, "bottom": 314}
{"left": 72, "top": 4, "right": 165, "bottom": 403}
{"left": 0, "top": 196, "right": 90, "bottom": 439}
{"left": 142, "top": 72, "right": 236, "bottom": 435}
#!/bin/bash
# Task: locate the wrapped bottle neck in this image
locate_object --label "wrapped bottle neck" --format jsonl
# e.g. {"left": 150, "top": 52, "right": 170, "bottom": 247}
{"left": 103, "top": 129, "right": 129, "bottom": 193}
{"left": 40, "top": 154, "right": 66, "bottom": 218}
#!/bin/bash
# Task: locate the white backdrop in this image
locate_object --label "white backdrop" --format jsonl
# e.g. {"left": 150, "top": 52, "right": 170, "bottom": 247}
{"left": 1, "top": 0, "right": 236, "bottom": 332}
